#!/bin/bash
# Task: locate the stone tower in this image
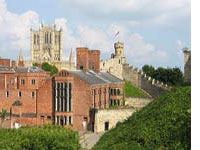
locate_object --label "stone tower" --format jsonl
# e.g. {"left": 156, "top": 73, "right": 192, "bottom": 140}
{"left": 113, "top": 41, "right": 126, "bottom": 64}
{"left": 31, "top": 23, "right": 63, "bottom": 64}
{"left": 183, "top": 47, "right": 191, "bottom": 83}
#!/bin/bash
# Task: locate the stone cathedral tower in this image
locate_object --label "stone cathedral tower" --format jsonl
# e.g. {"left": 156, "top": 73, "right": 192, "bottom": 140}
{"left": 30, "top": 23, "right": 75, "bottom": 71}
{"left": 31, "top": 23, "right": 63, "bottom": 63}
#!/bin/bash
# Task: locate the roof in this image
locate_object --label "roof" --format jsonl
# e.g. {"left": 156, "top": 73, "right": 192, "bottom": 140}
{"left": 0, "top": 66, "right": 15, "bottom": 73}
{"left": 15, "top": 66, "right": 45, "bottom": 73}
{"left": 69, "top": 70, "right": 123, "bottom": 85}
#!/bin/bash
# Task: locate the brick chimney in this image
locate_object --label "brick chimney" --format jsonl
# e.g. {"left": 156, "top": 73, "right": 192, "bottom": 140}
{"left": 76, "top": 48, "right": 100, "bottom": 73}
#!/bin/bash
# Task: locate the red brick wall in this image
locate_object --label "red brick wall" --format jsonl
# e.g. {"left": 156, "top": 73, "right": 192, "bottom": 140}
{"left": 0, "top": 71, "right": 52, "bottom": 127}
{"left": 0, "top": 59, "right": 11, "bottom": 67}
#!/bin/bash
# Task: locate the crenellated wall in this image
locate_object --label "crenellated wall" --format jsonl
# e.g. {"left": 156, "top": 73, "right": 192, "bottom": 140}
{"left": 122, "top": 64, "right": 171, "bottom": 98}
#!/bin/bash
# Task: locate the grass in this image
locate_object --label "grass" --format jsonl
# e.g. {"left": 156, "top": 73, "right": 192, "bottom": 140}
{"left": 124, "top": 81, "right": 148, "bottom": 98}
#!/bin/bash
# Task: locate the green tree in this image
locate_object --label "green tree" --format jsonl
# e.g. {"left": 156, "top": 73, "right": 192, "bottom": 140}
{"left": 41, "top": 62, "right": 58, "bottom": 76}
{"left": 142, "top": 65, "right": 184, "bottom": 86}
{"left": 142, "top": 65, "right": 155, "bottom": 77}
{"left": 0, "top": 109, "right": 7, "bottom": 128}
{"left": 33, "top": 63, "right": 39, "bottom": 67}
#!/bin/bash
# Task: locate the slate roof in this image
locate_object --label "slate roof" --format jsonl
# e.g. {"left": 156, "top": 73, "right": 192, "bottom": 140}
{"left": 69, "top": 70, "right": 123, "bottom": 85}
{"left": 0, "top": 66, "right": 45, "bottom": 73}
{"left": 14, "top": 66, "right": 45, "bottom": 73}
{"left": 0, "top": 66, "right": 15, "bottom": 73}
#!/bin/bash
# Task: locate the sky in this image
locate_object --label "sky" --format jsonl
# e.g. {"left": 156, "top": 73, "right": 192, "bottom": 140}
{"left": 0, "top": 0, "right": 190, "bottom": 69}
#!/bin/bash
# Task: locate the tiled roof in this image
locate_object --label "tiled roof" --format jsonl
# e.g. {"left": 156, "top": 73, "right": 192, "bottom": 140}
{"left": 70, "top": 70, "right": 123, "bottom": 85}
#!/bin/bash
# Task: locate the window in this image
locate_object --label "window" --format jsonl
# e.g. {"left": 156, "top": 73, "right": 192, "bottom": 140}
{"left": 69, "top": 116, "right": 72, "bottom": 125}
{"left": 10, "top": 79, "right": 14, "bottom": 85}
{"left": 80, "top": 65, "right": 84, "bottom": 70}
{"left": 21, "top": 79, "right": 25, "bottom": 85}
{"left": 114, "top": 89, "right": 117, "bottom": 95}
{"left": 34, "top": 35, "right": 36, "bottom": 44}
{"left": 117, "top": 100, "right": 120, "bottom": 106}
{"left": 105, "top": 122, "right": 109, "bottom": 131}
{"left": 31, "top": 79, "right": 36, "bottom": 85}
{"left": 18, "top": 91, "right": 22, "bottom": 97}
{"left": 47, "top": 116, "right": 51, "bottom": 120}
{"left": 117, "top": 89, "right": 121, "bottom": 95}
{"left": 31, "top": 92, "right": 35, "bottom": 98}
{"left": 119, "top": 59, "right": 121, "bottom": 64}
{"left": 6, "top": 91, "right": 9, "bottom": 97}
{"left": 37, "top": 35, "right": 39, "bottom": 44}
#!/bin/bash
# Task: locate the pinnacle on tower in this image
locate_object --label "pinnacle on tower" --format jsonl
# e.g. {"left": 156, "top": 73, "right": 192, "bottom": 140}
{"left": 18, "top": 49, "right": 24, "bottom": 61}
{"left": 69, "top": 48, "right": 75, "bottom": 63}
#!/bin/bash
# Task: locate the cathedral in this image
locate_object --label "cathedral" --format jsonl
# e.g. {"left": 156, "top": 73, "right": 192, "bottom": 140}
{"left": 30, "top": 23, "right": 75, "bottom": 71}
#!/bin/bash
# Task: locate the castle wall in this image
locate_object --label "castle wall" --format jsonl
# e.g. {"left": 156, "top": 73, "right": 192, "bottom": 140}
{"left": 100, "top": 58, "right": 123, "bottom": 79}
{"left": 94, "top": 108, "right": 135, "bottom": 133}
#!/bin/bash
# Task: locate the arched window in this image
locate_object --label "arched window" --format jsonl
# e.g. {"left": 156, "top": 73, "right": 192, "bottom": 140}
{"left": 34, "top": 34, "right": 36, "bottom": 44}
{"left": 50, "top": 32, "right": 52, "bottom": 43}
{"left": 47, "top": 32, "right": 49, "bottom": 43}
{"left": 45, "top": 32, "right": 47, "bottom": 44}
{"left": 37, "top": 35, "right": 39, "bottom": 45}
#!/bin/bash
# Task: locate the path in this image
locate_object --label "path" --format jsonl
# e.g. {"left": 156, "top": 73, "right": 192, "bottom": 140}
{"left": 79, "top": 131, "right": 104, "bottom": 150}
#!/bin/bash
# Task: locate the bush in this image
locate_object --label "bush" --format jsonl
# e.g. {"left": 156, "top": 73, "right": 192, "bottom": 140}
{"left": 0, "top": 125, "right": 80, "bottom": 150}
{"left": 93, "top": 87, "right": 191, "bottom": 150}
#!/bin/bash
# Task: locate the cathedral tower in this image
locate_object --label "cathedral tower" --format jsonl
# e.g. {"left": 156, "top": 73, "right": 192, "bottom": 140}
{"left": 31, "top": 23, "right": 63, "bottom": 64}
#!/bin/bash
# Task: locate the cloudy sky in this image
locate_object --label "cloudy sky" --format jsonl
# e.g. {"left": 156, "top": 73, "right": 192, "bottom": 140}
{"left": 0, "top": 0, "right": 190, "bottom": 69}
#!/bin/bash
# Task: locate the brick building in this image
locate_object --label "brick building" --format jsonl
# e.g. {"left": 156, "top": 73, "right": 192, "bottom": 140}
{"left": 0, "top": 66, "right": 52, "bottom": 128}
{"left": 0, "top": 47, "right": 124, "bottom": 131}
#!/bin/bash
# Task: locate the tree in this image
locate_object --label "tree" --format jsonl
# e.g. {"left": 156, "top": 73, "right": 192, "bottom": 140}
{"left": 33, "top": 63, "right": 39, "bottom": 67}
{"left": 142, "top": 65, "right": 184, "bottom": 86}
{"left": 142, "top": 65, "right": 155, "bottom": 77}
{"left": 0, "top": 109, "right": 7, "bottom": 128}
{"left": 41, "top": 62, "right": 58, "bottom": 76}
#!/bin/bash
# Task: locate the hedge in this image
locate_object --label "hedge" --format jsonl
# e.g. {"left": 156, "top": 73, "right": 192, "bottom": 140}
{"left": 0, "top": 125, "right": 80, "bottom": 150}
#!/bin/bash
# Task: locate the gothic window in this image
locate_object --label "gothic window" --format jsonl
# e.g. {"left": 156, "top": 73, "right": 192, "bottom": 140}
{"left": 37, "top": 35, "right": 39, "bottom": 45}
{"left": 34, "top": 35, "right": 36, "bottom": 44}
{"left": 44, "top": 33, "right": 46, "bottom": 43}
{"left": 47, "top": 33, "right": 49, "bottom": 43}
{"left": 55, "top": 35, "right": 57, "bottom": 44}
{"left": 50, "top": 33, "right": 52, "bottom": 43}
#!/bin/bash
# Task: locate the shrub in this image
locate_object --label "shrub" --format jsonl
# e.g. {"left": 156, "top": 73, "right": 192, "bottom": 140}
{"left": 0, "top": 125, "right": 80, "bottom": 150}
{"left": 93, "top": 87, "right": 191, "bottom": 150}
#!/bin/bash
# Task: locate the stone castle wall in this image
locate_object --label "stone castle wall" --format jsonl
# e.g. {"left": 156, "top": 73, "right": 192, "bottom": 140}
{"left": 94, "top": 108, "right": 135, "bottom": 133}
{"left": 94, "top": 97, "right": 152, "bottom": 133}
{"left": 122, "top": 63, "right": 170, "bottom": 98}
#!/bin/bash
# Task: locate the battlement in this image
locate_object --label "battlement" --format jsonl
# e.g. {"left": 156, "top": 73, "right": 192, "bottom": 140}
{"left": 114, "top": 42, "right": 124, "bottom": 49}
